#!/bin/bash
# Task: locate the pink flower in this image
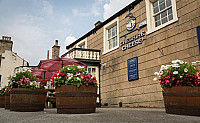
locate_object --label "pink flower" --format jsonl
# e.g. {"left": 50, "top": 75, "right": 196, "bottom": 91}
{"left": 165, "top": 80, "right": 170, "bottom": 83}
{"left": 172, "top": 77, "right": 175, "bottom": 80}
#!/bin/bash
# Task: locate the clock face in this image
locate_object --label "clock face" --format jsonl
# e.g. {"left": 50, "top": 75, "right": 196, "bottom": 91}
{"left": 126, "top": 17, "right": 136, "bottom": 31}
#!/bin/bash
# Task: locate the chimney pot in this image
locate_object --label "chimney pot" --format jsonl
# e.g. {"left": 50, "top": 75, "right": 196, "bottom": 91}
{"left": 55, "top": 40, "right": 58, "bottom": 46}
{"left": 47, "top": 50, "right": 49, "bottom": 60}
{"left": 95, "top": 21, "right": 102, "bottom": 27}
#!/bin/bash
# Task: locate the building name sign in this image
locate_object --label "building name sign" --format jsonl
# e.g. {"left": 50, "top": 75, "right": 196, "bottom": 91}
{"left": 120, "top": 31, "right": 146, "bottom": 51}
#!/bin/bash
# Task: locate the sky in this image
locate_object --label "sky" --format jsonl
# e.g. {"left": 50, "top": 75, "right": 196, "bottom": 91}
{"left": 0, "top": 0, "right": 133, "bottom": 65}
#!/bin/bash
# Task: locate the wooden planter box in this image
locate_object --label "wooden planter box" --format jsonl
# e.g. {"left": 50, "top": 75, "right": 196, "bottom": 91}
{"left": 10, "top": 88, "right": 47, "bottom": 112}
{"left": 0, "top": 95, "right": 5, "bottom": 108}
{"left": 5, "top": 93, "right": 10, "bottom": 109}
{"left": 56, "top": 85, "right": 97, "bottom": 114}
{"left": 163, "top": 86, "right": 200, "bottom": 116}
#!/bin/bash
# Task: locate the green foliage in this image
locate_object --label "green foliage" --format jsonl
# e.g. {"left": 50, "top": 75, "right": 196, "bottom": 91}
{"left": 12, "top": 71, "right": 36, "bottom": 82}
{"left": 52, "top": 65, "right": 97, "bottom": 87}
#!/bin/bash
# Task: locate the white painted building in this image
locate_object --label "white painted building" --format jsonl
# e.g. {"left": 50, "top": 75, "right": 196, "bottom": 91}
{"left": 0, "top": 36, "right": 29, "bottom": 88}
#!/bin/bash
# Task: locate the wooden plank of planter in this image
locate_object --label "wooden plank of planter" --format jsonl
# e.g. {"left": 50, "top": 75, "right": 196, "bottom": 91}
{"left": 56, "top": 85, "right": 97, "bottom": 114}
{"left": 163, "top": 86, "right": 200, "bottom": 116}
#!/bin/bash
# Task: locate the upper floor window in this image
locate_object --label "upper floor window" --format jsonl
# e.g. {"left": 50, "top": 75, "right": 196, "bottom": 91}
{"left": 76, "top": 38, "right": 87, "bottom": 49}
{"left": 103, "top": 17, "right": 119, "bottom": 54}
{"left": 145, "top": 0, "right": 178, "bottom": 34}
{"left": 108, "top": 24, "right": 117, "bottom": 49}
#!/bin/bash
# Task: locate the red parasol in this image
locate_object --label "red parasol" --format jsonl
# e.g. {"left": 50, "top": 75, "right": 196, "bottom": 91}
{"left": 32, "top": 58, "right": 87, "bottom": 81}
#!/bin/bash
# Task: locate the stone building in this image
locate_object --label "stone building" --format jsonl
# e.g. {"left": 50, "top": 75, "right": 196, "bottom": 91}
{"left": 62, "top": 0, "right": 200, "bottom": 107}
{"left": 0, "top": 36, "right": 28, "bottom": 87}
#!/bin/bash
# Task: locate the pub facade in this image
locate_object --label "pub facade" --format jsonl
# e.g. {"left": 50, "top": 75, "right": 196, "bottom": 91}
{"left": 62, "top": 0, "right": 200, "bottom": 107}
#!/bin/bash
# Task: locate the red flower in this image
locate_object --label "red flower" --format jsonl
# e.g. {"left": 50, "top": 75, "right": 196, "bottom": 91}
{"left": 60, "top": 72, "right": 64, "bottom": 76}
{"left": 187, "top": 75, "right": 190, "bottom": 77}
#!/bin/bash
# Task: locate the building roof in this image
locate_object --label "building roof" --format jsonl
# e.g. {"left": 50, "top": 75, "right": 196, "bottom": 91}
{"left": 66, "top": 0, "right": 142, "bottom": 49}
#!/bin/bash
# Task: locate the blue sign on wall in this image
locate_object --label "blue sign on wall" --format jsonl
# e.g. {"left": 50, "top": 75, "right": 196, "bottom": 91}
{"left": 127, "top": 57, "right": 139, "bottom": 81}
{"left": 197, "top": 26, "right": 200, "bottom": 53}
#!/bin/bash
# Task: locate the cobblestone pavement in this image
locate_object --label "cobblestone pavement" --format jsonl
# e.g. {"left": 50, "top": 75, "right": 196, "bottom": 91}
{"left": 0, "top": 108, "right": 200, "bottom": 123}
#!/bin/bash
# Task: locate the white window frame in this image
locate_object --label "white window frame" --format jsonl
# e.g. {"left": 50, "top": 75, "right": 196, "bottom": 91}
{"left": 145, "top": 0, "right": 178, "bottom": 34}
{"left": 103, "top": 17, "right": 119, "bottom": 55}
{"left": 76, "top": 38, "right": 87, "bottom": 48}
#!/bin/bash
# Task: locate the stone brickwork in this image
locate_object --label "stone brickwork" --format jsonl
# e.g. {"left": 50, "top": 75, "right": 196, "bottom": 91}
{"left": 0, "top": 36, "right": 13, "bottom": 54}
{"left": 65, "top": 0, "right": 200, "bottom": 108}
{"left": 52, "top": 40, "right": 60, "bottom": 58}
{"left": 85, "top": 0, "right": 200, "bottom": 108}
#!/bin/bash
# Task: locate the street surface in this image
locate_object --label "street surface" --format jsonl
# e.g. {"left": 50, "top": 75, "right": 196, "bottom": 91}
{"left": 0, "top": 108, "right": 200, "bottom": 123}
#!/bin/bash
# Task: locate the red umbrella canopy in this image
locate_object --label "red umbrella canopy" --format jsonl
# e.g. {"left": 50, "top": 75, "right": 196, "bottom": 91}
{"left": 38, "top": 58, "right": 87, "bottom": 71}
{"left": 31, "top": 67, "right": 54, "bottom": 81}
{"left": 32, "top": 58, "right": 87, "bottom": 81}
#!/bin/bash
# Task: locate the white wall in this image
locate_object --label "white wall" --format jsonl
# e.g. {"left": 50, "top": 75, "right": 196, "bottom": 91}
{"left": 0, "top": 50, "right": 28, "bottom": 87}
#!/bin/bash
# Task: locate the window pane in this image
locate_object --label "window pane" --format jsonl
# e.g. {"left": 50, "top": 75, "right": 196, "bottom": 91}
{"left": 154, "top": 6, "right": 159, "bottom": 14}
{"left": 161, "top": 11, "right": 167, "bottom": 18}
{"left": 159, "top": 0, "right": 165, "bottom": 4}
{"left": 92, "top": 68, "right": 96, "bottom": 73}
{"left": 155, "top": 14, "right": 160, "bottom": 21}
{"left": 168, "top": 14, "right": 173, "bottom": 21}
{"left": 168, "top": 8, "right": 172, "bottom": 14}
{"left": 113, "top": 38, "right": 116, "bottom": 47}
{"left": 88, "top": 68, "right": 91, "bottom": 73}
{"left": 166, "top": 0, "right": 171, "bottom": 7}
{"left": 155, "top": 20, "right": 161, "bottom": 27}
{"left": 115, "top": 37, "right": 118, "bottom": 46}
{"left": 162, "top": 17, "right": 168, "bottom": 24}
{"left": 153, "top": 1, "right": 158, "bottom": 7}
{"left": 160, "top": 2, "right": 166, "bottom": 11}
{"left": 108, "top": 29, "right": 111, "bottom": 39}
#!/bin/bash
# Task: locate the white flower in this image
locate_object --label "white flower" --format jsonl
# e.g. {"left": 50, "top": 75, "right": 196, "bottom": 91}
{"left": 180, "top": 76, "right": 183, "bottom": 78}
{"left": 67, "top": 68, "right": 70, "bottom": 70}
{"left": 159, "top": 70, "right": 163, "bottom": 75}
{"left": 172, "top": 64, "right": 180, "bottom": 68}
{"left": 77, "top": 77, "right": 81, "bottom": 81}
{"left": 192, "top": 62, "right": 197, "bottom": 65}
{"left": 154, "top": 72, "right": 159, "bottom": 75}
{"left": 173, "top": 71, "right": 178, "bottom": 74}
{"left": 184, "top": 68, "right": 188, "bottom": 72}
{"left": 179, "top": 60, "right": 184, "bottom": 64}
{"left": 153, "top": 77, "right": 158, "bottom": 81}
{"left": 78, "top": 66, "right": 84, "bottom": 69}
{"left": 172, "top": 60, "right": 178, "bottom": 64}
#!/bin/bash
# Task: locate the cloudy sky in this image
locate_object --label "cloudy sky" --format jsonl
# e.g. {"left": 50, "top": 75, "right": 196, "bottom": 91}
{"left": 0, "top": 0, "right": 133, "bottom": 65}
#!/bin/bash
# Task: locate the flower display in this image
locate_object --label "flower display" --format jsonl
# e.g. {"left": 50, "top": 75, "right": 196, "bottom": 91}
{"left": 154, "top": 59, "right": 200, "bottom": 88}
{"left": 51, "top": 65, "right": 97, "bottom": 87}
{"left": 10, "top": 71, "right": 43, "bottom": 89}
{"left": 0, "top": 86, "right": 11, "bottom": 95}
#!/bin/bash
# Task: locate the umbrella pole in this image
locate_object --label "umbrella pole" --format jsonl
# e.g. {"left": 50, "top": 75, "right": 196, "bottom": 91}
{"left": 44, "top": 71, "right": 46, "bottom": 80}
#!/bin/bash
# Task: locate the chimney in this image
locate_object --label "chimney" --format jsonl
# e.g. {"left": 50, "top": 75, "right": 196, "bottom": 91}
{"left": 52, "top": 40, "right": 60, "bottom": 58}
{"left": 47, "top": 50, "right": 49, "bottom": 60}
{"left": 0, "top": 36, "right": 13, "bottom": 54}
{"left": 95, "top": 21, "right": 102, "bottom": 27}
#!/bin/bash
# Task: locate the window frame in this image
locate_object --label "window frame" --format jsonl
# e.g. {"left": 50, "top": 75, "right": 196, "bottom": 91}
{"left": 76, "top": 38, "right": 87, "bottom": 49}
{"left": 145, "top": 0, "right": 178, "bottom": 34}
{"left": 103, "top": 17, "right": 119, "bottom": 55}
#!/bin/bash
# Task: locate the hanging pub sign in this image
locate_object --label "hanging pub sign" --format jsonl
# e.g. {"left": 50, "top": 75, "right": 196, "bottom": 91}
{"left": 120, "top": 11, "right": 147, "bottom": 51}
{"left": 127, "top": 57, "right": 139, "bottom": 81}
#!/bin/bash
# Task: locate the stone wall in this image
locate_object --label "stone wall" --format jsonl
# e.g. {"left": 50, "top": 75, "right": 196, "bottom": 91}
{"left": 84, "top": 0, "right": 200, "bottom": 108}
{"left": 0, "top": 51, "right": 28, "bottom": 87}
{"left": 0, "top": 39, "right": 13, "bottom": 54}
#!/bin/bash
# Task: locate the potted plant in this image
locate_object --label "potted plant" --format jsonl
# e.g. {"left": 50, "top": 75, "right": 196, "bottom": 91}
{"left": 0, "top": 87, "right": 5, "bottom": 108}
{"left": 2, "top": 86, "right": 11, "bottom": 109}
{"left": 154, "top": 60, "right": 200, "bottom": 116}
{"left": 52, "top": 65, "right": 98, "bottom": 114}
{"left": 10, "top": 71, "right": 47, "bottom": 112}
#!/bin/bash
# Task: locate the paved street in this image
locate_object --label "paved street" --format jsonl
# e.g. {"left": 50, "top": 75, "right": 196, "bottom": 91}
{"left": 0, "top": 108, "right": 200, "bottom": 123}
